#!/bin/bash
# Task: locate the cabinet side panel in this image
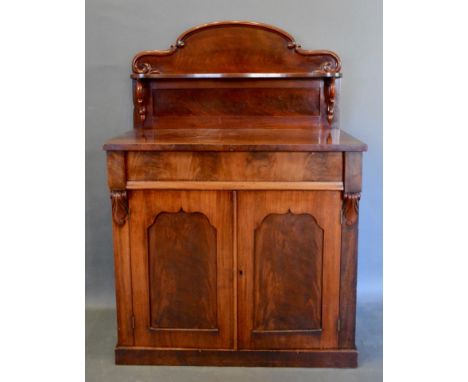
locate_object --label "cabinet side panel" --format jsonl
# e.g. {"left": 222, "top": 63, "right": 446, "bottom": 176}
{"left": 339, "top": 151, "right": 362, "bottom": 348}
{"left": 107, "top": 151, "right": 126, "bottom": 189}
{"left": 339, "top": 222, "right": 359, "bottom": 348}
{"left": 112, "top": 221, "right": 134, "bottom": 346}
{"left": 107, "top": 151, "right": 134, "bottom": 346}
{"left": 343, "top": 152, "right": 362, "bottom": 193}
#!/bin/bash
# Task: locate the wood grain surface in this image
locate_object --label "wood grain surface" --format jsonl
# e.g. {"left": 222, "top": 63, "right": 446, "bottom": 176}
{"left": 104, "top": 21, "right": 366, "bottom": 367}
{"left": 253, "top": 211, "right": 323, "bottom": 332}
{"left": 148, "top": 210, "right": 217, "bottom": 330}
{"left": 115, "top": 347, "right": 358, "bottom": 368}
{"left": 237, "top": 191, "right": 342, "bottom": 350}
{"left": 104, "top": 127, "right": 367, "bottom": 152}
{"left": 132, "top": 21, "right": 341, "bottom": 75}
{"left": 127, "top": 151, "right": 342, "bottom": 182}
{"left": 129, "top": 190, "right": 234, "bottom": 349}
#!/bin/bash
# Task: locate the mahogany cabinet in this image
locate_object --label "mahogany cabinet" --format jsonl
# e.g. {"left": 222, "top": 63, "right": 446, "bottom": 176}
{"left": 104, "top": 21, "right": 367, "bottom": 367}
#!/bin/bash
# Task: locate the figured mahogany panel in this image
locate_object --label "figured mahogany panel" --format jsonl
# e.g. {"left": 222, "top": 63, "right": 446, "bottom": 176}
{"left": 132, "top": 21, "right": 341, "bottom": 75}
{"left": 129, "top": 190, "right": 234, "bottom": 349}
{"left": 106, "top": 151, "right": 126, "bottom": 189}
{"left": 126, "top": 152, "right": 342, "bottom": 182}
{"left": 237, "top": 191, "right": 342, "bottom": 350}
{"left": 253, "top": 211, "right": 323, "bottom": 331}
{"left": 153, "top": 87, "right": 321, "bottom": 117}
{"left": 148, "top": 210, "right": 217, "bottom": 329}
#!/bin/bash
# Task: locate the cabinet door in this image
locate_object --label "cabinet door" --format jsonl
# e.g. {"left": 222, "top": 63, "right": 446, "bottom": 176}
{"left": 237, "top": 191, "right": 341, "bottom": 349}
{"left": 129, "top": 190, "right": 234, "bottom": 349}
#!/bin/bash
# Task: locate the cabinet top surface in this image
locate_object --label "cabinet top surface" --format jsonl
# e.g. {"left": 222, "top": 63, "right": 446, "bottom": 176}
{"left": 103, "top": 125, "right": 367, "bottom": 152}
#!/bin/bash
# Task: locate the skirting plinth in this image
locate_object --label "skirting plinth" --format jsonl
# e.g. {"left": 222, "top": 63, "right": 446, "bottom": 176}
{"left": 115, "top": 347, "right": 358, "bottom": 368}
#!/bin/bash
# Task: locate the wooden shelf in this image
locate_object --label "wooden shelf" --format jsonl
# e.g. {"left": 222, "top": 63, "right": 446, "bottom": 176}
{"left": 131, "top": 72, "right": 342, "bottom": 79}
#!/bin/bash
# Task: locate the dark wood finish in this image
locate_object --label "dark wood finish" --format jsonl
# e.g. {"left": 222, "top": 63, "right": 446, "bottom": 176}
{"left": 139, "top": 84, "right": 337, "bottom": 128}
{"left": 132, "top": 73, "right": 341, "bottom": 79}
{"left": 153, "top": 87, "right": 321, "bottom": 117}
{"left": 253, "top": 211, "right": 323, "bottom": 332}
{"left": 104, "top": 21, "right": 366, "bottom": 367}
{"left": 106, "top": 151, "right": 126, "bottom": 189}
{"left": 133, "top": 80, "right": 147, "bottom": 128}
{"left": 115, "top": 348, "right": 358, "bottom": 368}
{"left": 148, "top": 210, "right": 217, "bottom": 329}
{"left": 103, "top": 127, "right": 366, "bottom": 152}
{"left": 339, "top": 195, "right": 360, "bottom": 348}
{"left": 344, "top": 152, "right": 363, "bottom": 193}
{"left": 126, "top": 180, "right": 343, "bottom": 191}
{"left": 325, "top": 78, "right": 336, "bottom": 124}
{"left": 111, "top": 219, "right": 134, "bottom": 346}
{"left": 339, "top": 152, "right": 363, "bottom": 348}
{"left": 127, "top": 152, "right": 342, "bottom": 182}
{"left": 130, "top": 21, "right": 342, "bottom": 129}
{"left": 343, "top": 193, "right": 360, "bottom": 227}
{"left": 129, "top": 190, "right": 234, "bottom": 349}
{"left": 132, "top": 21, "right": 341, "bottom": 75}
{"left": 106, "top": 152, "right": 134, "bottom": 346}
{"left": 237, "top": 191, "right": 341, "bottom": 350}
{"left": 146, "top": 78, "right": 329, "bottom": 128}
{"left": 110, "top": 190, "right": 128, "bottom": 226}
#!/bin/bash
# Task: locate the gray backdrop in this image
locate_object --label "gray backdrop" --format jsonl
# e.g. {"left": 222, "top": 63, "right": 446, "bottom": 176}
{"left": 86, "top": 0, "right": 382, "bottom": 308}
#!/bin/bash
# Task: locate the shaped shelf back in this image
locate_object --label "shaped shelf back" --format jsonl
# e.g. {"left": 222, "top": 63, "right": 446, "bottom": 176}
{"left": 131, "top": 21, "right": 341, "bottom": 129}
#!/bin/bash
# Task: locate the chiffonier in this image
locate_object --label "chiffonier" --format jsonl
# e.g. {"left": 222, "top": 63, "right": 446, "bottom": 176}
{"left": 103, "top": 21, "right": 367, "bottom": 367}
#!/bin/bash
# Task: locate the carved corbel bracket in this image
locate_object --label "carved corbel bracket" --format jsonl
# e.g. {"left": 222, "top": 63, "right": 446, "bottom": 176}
{"left": 111, "top": 190, "right": 128, "bottom": 226}
{"left": 325, "top": 77, "right": 336, "bottom": 125}
{"left": 134, "top": 80, "right": 146, "bottom": 124}
{"left": 342, "top": 192, "right": 360, "bottom": 227}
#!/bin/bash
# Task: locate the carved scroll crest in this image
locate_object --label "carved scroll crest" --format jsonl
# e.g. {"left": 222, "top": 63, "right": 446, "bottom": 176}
{"left": 134, "top": 62, "right": 154, "bottom": 75}
{"left": 342, "top": 192, "right": 360, "bottom": 227}
{"left": 288, "top": 43, "right": 341, "bottom": 74}
{"left": 111, "top": 190, "right": 128, "bottom": 226}
{"left": 131, "top": 21, "right": 342, "bottom": 75}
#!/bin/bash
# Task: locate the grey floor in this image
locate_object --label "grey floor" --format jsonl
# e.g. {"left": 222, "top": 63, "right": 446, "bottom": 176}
{"left": 86, "top": 299, "right": 382, "bottom": 382}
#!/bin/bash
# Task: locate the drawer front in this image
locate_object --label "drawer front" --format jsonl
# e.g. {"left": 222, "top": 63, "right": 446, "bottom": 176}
{"left": 126, "top": 152, "right": 343, "bottom": 182}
